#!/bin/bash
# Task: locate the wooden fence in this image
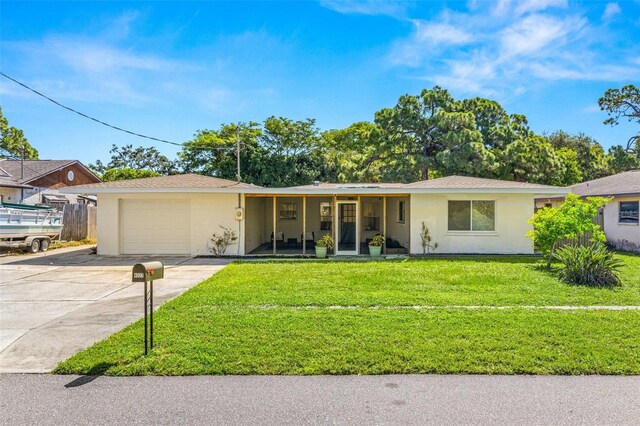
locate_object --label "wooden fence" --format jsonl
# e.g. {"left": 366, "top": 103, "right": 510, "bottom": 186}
{"left": 556, "top": 210, "right": 605, "bottom": 248}
{"left": 61, "top": 204, "right": 97, "bottom": 241}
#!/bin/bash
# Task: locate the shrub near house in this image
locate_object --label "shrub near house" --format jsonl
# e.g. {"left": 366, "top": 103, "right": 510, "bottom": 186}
{"left": 528, "top": 193, "right": 610, "bottom": 268}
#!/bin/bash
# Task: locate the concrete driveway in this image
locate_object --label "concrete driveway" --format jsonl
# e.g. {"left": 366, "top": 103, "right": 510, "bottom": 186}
{"left": 0, "top": 247, "right": 230, "bottom": 373}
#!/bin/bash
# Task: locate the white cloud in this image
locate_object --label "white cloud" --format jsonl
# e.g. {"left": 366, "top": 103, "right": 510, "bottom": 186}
{"left": 414, "top": 20, "right": 473, "bottom": 44}
{"left": 602, "top": 3, "right": 621, "bottom": 20}
{"left": 514, "top": 0, "right": 568, "bottom": 15}
{"left": 492, "top": 0, "right": 568, "bottom": 16}
{"left": 499, "top": 14, "right": 586, "bottom": 58}
{"left": 320, "top": 0, "right": 407, "bottom": 17}
{"left": 492, "top": 0, "right": 512, "bottom": 16}
{"left": 386, "top": 2, "right": 639, "bottom": 98}
{"left": 46, "top": 37, "right": 179, "bottom": 74}
{"left": 388, "top": 19, "right": 474, "bottom": 66}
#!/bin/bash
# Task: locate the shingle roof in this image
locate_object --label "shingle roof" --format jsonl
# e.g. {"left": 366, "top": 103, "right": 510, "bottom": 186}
{"left": 570, "top": 170, "right": 640, "bottom": 197}
{"left": 405, "top": 175, "right": 560, "bottom": 190}
{"left": 0, "top": 176, "right": 33, "bottom": 189}
{"left": 63, "top": 173, "right": 566, "bottom": 194}
{"left": 68, "top": 173, "right": 260, "bottom": 190}
{"left": 0, "top": 159, "right": 78, "bottom": 184}
{"left": 288, "top": 182, "right": 407, "bottom": 190}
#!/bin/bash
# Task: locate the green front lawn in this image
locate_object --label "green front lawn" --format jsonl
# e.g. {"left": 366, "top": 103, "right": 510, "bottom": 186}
{"left": 55, "top": 253, "right": 640, "bottom": 375}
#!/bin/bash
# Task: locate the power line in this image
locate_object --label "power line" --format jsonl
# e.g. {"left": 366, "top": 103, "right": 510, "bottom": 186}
{"left": 0, "top": 71, "right": 238, "bottom": 152}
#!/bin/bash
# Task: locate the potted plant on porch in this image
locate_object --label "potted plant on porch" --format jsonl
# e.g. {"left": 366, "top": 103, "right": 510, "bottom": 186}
{"left": 315, "top": 234, "right": 334, "bottom": 259}
{"left": 368, "top": 234, "right": 385, "bottom": 258}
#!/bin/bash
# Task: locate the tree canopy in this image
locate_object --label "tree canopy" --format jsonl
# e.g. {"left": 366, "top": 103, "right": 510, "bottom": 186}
{"left": 89, "top": 144, "right": 176, "bottom": 178}
{"left": 179, "top": 117, "right": 325, "bottom": 187}
{"left": 0, "top": 107, "right": 38, "bottom": 159}
{"left": 91, "top": 83, "right": 639, "bottom": 186}
{"left": 101, "top": 168, "right": 161, "bottom": 182}
{"left": 599, "top": 84, "right": 640, "bottom": 152}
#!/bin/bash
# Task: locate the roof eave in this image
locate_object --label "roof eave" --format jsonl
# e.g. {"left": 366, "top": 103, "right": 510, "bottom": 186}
{"left": 61, "top": 186, "right": 570, "bottom": 195}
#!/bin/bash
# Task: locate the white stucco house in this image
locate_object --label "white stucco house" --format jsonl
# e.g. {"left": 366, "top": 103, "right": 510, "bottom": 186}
{"left": 536, "top": 171, "right": 639, "bottom": 252}
{"left": 62, "top": 174, "right": 568, "bottom": 256}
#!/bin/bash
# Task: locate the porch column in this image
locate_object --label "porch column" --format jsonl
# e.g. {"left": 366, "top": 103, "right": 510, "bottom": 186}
{"left": 357, "top": 195, "right": 361, "bottom": 255}
{"left": 302, "top": 195, "right": 307, "bottom": 256}
{"left": 382, "top": 196, "right": 387, "bottom": 254}
{"left": 272, "top": 195, "right": 277, "bottom": 255}
{"left": 333, "top": 195, "right": 337, "bottom": 254}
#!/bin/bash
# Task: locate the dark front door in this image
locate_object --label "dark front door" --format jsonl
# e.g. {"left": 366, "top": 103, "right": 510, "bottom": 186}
{"left": 336, "top": 201, "right": 358, "bottom": 255}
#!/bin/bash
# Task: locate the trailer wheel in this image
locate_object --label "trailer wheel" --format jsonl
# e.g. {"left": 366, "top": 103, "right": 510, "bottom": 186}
{"left": 29, "top": 239, "right": 40, "bottom": 253}
{"left": 40, "top": 238, "right": 50, "bottom": 252}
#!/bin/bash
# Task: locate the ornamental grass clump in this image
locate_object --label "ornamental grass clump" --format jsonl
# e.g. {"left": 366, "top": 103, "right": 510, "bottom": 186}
{"left": 554, "top": 244, "right": 623, "bottom": 287}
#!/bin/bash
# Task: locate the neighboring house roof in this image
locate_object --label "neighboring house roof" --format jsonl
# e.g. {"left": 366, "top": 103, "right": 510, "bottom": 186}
{"left": 569, "top": 170, "right": 640, "bottom": 197}
{"left": 63, "top": 173, "right": 568, "bottom": 195}
{"left": 0, "top": 159, "right": 100, "bottom": 186}
{"left": 0, "top": 176, "right": 33, "bottom": 189}
{"left": 64, "top": 173, "right": 260, "bottom": 191}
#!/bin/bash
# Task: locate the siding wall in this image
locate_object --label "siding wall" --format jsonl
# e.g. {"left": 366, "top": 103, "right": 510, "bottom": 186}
{"left": 0, "top": 187, "right": 21, "bottom": 203}
{"left": 97, "top": 192, "right": 244, "bottom": 256}
{"left": 385, "top": 196, "right": 410, "bottom": 249}
{"left": 602, "top": 196, "right": 640, "bottom": 252}
{"left": 98, "top": 192, "right": 540, "bottom": 256}
{"left": 410, "top": 193, "right": 535, "bottom": 254}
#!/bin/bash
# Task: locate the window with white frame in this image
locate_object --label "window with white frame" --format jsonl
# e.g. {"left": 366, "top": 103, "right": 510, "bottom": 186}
{"left": 448, "top": 200, "right": 495, "bottom": 231}
{"left": 619, "top": 201, "right": 639, "bottom": 224}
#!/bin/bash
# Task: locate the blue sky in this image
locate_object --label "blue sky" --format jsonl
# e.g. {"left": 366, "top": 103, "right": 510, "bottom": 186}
{"left": 1, "top": 1, "right": 639, "bottom": 165}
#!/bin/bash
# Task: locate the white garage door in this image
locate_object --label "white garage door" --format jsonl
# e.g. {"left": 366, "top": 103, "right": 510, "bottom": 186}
{"left": 120, "top": 199, "right": 191, "bottom": 255}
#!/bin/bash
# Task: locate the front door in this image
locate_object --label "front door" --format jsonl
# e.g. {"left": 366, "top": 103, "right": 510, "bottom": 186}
{"left": 335, "top": 201, "right": 358, "bottom": 255}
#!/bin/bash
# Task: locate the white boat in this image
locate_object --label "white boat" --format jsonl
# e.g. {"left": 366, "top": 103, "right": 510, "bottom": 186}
{"left": 0, "top": 203, "right": 64, "bottom": 240}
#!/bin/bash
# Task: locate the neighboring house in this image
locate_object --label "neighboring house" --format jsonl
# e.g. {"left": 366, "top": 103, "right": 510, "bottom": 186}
{"left": 536, "top": 171, "right": 639, "bottom": 252}
{"left": 63, "top": 174, "right": 567, "bottom": 256}
{"left": 0, "top": 159, "right": 101, "bottom": 207}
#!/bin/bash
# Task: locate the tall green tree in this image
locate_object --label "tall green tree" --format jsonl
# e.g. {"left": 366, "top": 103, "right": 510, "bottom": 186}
{"left": 0, "top": 107, "right": 38, "bottom": 159}
{"left": 599, "top": 84, "right": 640, "bottom": 152}
{"left": 260, "top": 117, "right": 325, "bottom": 187}
{"left": 373, "top": 86, "right": 484, "bottom": 182}
{"left": 545, "top": 131, "right": 608, "bottom": 181}
{"left": 321, "top": 122, "right": 382, "bottom": 183}
{"left": 101, "top": 168, "right": 161, "bottom": 181}
{"left": 607, "top": 145, "right": 640, "bottom": 174}
{"left": 500, "top": 135, "right": 581, "bottom": 186}
{"left": 90, "top": 144, "right": 176, "bottom": 175}
{"left": 179, "top": 117, "right": 325, "bottom": 187}
{"left": 179, "top": 122, "right": 264, "bottom": 183}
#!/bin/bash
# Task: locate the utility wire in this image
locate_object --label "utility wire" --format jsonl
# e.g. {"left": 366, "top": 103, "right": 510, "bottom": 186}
{"left": 0, "top": 71, "right": 238, "bottom": 152}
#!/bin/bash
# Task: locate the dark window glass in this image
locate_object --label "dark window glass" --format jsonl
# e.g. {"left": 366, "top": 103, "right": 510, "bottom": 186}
{"left": 472, "top": 201, "right": 495, "bottom": 231}
{"left": 448, "top": 201, "right": 471, "bottom": 231}
{"left": 619, "top": 201, "right": 639, "bottom": 224}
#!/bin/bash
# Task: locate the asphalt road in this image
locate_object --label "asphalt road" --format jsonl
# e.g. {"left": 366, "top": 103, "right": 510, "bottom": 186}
{"left": 2, "top": 374, "right": 639, "bottom": 425}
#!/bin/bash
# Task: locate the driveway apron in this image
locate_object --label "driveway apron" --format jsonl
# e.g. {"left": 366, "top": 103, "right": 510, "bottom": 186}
{"left": 0, "top": 247, "right": 230, "bottom": 373}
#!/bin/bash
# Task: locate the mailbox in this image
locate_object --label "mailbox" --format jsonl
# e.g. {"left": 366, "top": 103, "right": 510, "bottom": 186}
{"left": 132, "top": 261, "right": 164, "bottom": 355}
{"left": 132, "top": 261, "right": 164, "bottom": 282}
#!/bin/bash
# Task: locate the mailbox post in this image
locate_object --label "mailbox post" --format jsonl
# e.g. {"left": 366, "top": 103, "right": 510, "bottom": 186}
{"left": 132, "top": 261, "right": 164, "bottom": 355}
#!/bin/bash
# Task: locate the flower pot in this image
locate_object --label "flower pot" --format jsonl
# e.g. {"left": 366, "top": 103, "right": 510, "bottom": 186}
{"left": 369, "top": 245, "right": 382, "bottom": 257}
{"left": 315, "top": 246, "right": 328, "bottom": 258}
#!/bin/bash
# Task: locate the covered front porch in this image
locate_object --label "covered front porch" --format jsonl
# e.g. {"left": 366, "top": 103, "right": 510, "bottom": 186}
{"left": 244, "top": 194, "right": 410, "bottom": 256}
